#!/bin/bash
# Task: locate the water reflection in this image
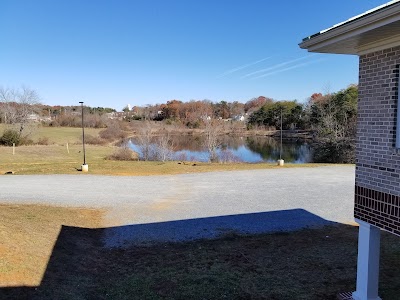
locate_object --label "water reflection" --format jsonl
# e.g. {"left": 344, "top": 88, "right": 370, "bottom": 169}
{"left": 128, "top": 135, "right": 313, "bottom": 163}
{"left": 245, "top": 136, "right": 312, "bottom": 163}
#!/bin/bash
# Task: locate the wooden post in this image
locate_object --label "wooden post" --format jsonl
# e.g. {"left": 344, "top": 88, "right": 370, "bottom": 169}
{"left": 12, "top": 143, "right": 15, "bottom": 155}
{"left": 66, "top": 142, "right": 70, "bottom": 154}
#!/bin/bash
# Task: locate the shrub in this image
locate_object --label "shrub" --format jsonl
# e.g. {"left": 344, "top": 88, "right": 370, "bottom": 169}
{"left": 0, "top": 129, "right": 21, "bottom": 146}
{"left": 57, "top": 114, "right": 81, "bottom": 127}
{"left": 20, "top": 137, "right": 34, "bottom": 145}
{"left": 312, "top": 139, "right": 355, "bottom": 163}
{"left": 37, "top": 137, "right": 50, "bottom": 145}
{"left": 48, "top": 120, "right": 60, "bottom": 127}
{"left": 176, "top": 152, "right": 188, "bottom": 161}
{"left": 218, "top": 150, "right": 242, "bottom": 163}
{"left": 106, "top": 148, "right": 138, "bottom": 161}
{"left": 85, "top": 134, "right": 107, "bottom": 145}
{"left": 186, "top": 121, "right": 201, "bottom": 129}
{"left": 99, "top": 122, "right": 128, "bottom": 141}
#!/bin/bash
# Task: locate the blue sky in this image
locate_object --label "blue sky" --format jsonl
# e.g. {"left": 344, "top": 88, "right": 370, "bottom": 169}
{"left": 0, "top": 0, "right": 390, "bottom": 110}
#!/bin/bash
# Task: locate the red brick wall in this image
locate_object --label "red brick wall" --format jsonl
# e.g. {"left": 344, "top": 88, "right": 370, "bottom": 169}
{"left": 355, "top": 46, "right": 400, "bottom": 234}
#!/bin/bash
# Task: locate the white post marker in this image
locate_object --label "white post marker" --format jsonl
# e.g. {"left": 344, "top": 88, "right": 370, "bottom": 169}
{"left": 81, "top": 164, "right": 88, "bottom": 172}
{"left": 352, "top": 219, "right": 382, "bottom": 300}
{"left": 12, "top": 143, "right": 15, "bottom": 155}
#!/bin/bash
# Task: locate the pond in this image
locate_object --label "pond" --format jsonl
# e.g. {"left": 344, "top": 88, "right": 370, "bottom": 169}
{"left": 128, "top": 135, "right": 313, "bottom": 163}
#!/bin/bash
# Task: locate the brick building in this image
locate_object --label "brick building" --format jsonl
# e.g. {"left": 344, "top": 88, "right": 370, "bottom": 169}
{"left": 300, "top": 1, "right": 400, "bottom": 300}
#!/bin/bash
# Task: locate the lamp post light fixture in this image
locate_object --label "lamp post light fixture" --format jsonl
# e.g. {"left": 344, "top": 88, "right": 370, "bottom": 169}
{"left": 79, "top": 101, "right": 88, "bottom": 172}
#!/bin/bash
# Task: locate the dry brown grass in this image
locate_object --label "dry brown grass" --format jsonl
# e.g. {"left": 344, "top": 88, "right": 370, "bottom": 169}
{"left": 1, "top": 207, "right": 399, "bottom": 300}
{"left": 0, "top": 143, "right": 336, "bottom": 176}
{"left": 0, "top": 204, "right": 104, "bottom": 287}
{"left": 106, "top": 147, "right": 139, "bottom": 161}
{"left": 84, "top": 134, "right": 108, "bottom": 145}
{"left": 0, "top": 124, "right": 337, "bottom": 176}
{"left": 0, "top": 124, "right": 104, "bottom": 145}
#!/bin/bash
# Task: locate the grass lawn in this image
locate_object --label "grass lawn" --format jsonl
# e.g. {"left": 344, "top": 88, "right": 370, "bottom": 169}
{"left": 0, "top": 204, "right": 399, "bottom": 300}
{"left": 30, "top": 126, "right": 103, "bottom": 144}
{"left": 0, "top": 204, "right": 104, "bottom": 288}
{"left": 0, "top": 124, "right": 346, "bottom": 175}
{"left": 0, "top": 123, "right": 103, "bottom": 145}
{"left": 0, "top": 124, "right": 342, "bottom": 175}
{"left": 0, "top": 143, "right": 334, "bottom": 176}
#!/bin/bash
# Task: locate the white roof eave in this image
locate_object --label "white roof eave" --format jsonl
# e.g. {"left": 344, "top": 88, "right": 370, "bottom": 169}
{"left": 299, "top": 1, "right": 400, "bottom": 55}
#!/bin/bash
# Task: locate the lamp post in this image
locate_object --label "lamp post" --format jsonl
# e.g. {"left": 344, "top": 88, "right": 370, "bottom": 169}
{"left": 277, "top": 108, "right": 284, "bottom": 166}
{"left": 79, "top": 101, "right": 88, "bottom": 172}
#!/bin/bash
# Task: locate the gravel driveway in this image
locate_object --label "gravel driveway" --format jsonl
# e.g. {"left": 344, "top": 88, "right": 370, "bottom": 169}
{"left": 0, "top": 165, "right": 355, "bottom": 245}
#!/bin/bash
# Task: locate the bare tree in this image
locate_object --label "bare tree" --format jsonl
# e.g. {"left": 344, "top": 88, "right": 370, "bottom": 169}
{"left": 203, "top": 119, "right": 223, "bottom": 162}
{"left": 309, "top": 86, "right": 358, "bottom": 163}
{"left": 316, "top": 96, "right": 351, "bottom": 141}
{"left": 0, "top": 87, "right": 17, "bottom": 124}
{"left": 156, "top": 130, "right": 174, "bottom": 162}
{"left": 136, "top": 122, "right": 154, "bottom": 160}
{"left": 0, "top": 86, "right": 41, "bottom": 137}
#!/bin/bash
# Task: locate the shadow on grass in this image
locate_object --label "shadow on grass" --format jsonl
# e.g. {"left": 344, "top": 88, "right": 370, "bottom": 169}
{"left": 102, "top": 208, "right": 336, "bottom": 248}
{"left": 1, "top": 209, "right": 400, "bottom": 300}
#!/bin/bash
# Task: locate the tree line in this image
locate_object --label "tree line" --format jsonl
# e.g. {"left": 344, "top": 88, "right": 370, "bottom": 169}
{"left": 0, "top": 85, "right": 357, "bottom": 136}
{"left": 125, "top": 97, "right": 272, "bottom": 127}
{"left": 0, "top": 84, "right": 358, "bottom": 163}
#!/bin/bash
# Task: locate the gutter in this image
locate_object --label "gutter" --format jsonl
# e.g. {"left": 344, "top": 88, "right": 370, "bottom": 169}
{"left": 300, "top": 0, "right": 400, "bottom": 45}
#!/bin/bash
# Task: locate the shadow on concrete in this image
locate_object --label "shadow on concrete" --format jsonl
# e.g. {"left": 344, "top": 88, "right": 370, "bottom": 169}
{"left": 0, "top": 209, "right": 349, "bottom": 300}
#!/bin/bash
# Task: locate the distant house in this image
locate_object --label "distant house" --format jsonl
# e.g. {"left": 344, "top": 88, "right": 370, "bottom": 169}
{"left": 26, "top": 113, "right": 51, "bottom": 123}
{"left": 233, "top": 115, "right": 245, "bottom": 122}
{"left": 300, "top": 2, "right": 400, "bottom": 300}
{"left": 106, "top": 112, "right": 124, "bottom": 120}
{"left": 27, "top": 113, "right": 40, "bottom": 122}
{"left": 39, "top": 116, "right": 52, "bottom": 122}
{"left": 105, "top": 112, "right": 117, "bottom": 119}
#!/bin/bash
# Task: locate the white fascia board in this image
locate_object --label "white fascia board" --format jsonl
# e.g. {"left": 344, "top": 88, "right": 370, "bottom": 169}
{"left": 320, "top": 0, "right": 400, "bottom": 34}
{"left": 299, "top": 3, "right": 400, "bottom": 54}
